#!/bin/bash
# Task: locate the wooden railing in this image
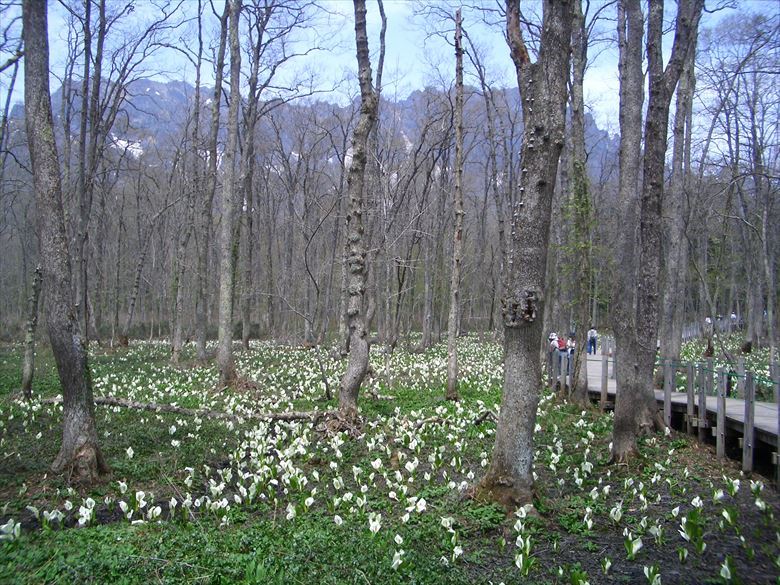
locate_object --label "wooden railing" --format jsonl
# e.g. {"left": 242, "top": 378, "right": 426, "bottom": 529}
{"left": 547, "top": 341, "right": 780, "bottom": 485}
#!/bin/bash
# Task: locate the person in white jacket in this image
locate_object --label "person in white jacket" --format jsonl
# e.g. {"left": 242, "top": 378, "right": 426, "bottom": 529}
{"left": 587, "top": 326, "right": 597, "bottom": 354}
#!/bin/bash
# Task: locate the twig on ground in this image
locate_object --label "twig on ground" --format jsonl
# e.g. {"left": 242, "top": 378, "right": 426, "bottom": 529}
{"left": 42, "top": 396, "right": 329, "bottom": 425}
{"left": 473, "top": 410, "right": 497, "bottom": 426}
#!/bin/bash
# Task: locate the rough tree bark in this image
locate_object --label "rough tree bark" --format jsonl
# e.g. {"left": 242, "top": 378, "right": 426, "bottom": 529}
{"left": 338, "top": 0, "right": 379, "bottom": 420}
{"left": 446, "top": 9, "right": 465, "bottom": 402}
{"left": 216, "top": 0, "right": 242, "bottom": 387}
{"left": 611, "top": 0, "right": 703, "bottom": 462}
{"left": 611, "top": 0, "right": 648, "bottom": 459}
{"left": 21, "top": 265, "right": 42, "bottom": 399}
{"left": 23, "top": 0, "right": 108, "bottom": 481}
{"left": 475, "top": 0, "right": 572, "bottom": 511}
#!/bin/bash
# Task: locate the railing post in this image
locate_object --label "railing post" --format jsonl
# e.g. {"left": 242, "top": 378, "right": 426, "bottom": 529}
{"left": 601, "top": 347, "right": 608, "bottom": 411}
{"left": 609, "top": 337, "right": 616, "bottom": 379}
{"left": 686, "top": 362, "right": 695, "bottom": 435}
{"left": 663, "top": 360, "right": 672, "bottom": 428}
{"left": 737, "top": 356, "right": 746, "bottom": 399}
{"left": 773, "top": 362, "right": 779, "bottom": 488}
{"left": 559, "top": 352, "right": 568, "bottom": 394}
{"left": 716, "top": 366, "right": 726, "bottom": 460}
{"left": 742, "top": 371, "right": 755, "bottom": 472}
{"left": 547, "top": 350, "right": 553, "bottom": 386}
{"left": 697, "top": 360, "right": 709, "bottom": 443}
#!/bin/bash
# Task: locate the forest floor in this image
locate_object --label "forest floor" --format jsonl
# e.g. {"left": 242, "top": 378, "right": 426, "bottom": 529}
{"left": 0, "top": 337, "right": 778, "bottom": 584}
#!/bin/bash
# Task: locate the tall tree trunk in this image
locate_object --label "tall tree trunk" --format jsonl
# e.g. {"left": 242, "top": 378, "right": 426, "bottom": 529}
{"left": 338, "top": 0, "right": 380, "bottom": 419}
{"left": 111, "top": 193, "right": 125, "bottom": 346}
{"left": 265, "top": 202, "right": 276, "bottom": 336}
{"left": 75, "top": 0, "right": 107, "bottom": 344}
{"left": 21, "top": 265, "right": 42, "bottom": 399}
{"left": 241, "top": 189, "right": 254, "bottom": 351}
{"left": 74, "top": 0, "right": 92, "bottom": 336}
{"left": 611, "top": 0, "right": 702, "bottom": 462}
{"left": 476, "top": 0, "right": 572, "bottom": 512}
{"left": 446, "top": 9, "right": 465, "bottom": 402}
{"left": 216, "top": 0, "right": 242, "bottom": 387}
{"left": 170, "top": 242, "right": 189, "bottom": 364}
{"left": 170, "top": 198, "right": 193, "bottom": 365}
{"left": 238, "top": 3, "right": 266, "bottom": 351}
{"left": 196, "top": 3, "right": 229, "bottom": 361}
{"left": 611, "top": 0, "right": 648, "bottom": 458}
{"left": 568, "top": 0, "right": 592, "bottom": 405}
{"left": 23, "top": 0, "right": 108, "bottom": 481}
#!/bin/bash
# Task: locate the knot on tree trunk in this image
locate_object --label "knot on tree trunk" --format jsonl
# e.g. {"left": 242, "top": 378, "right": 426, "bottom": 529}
{"left": 502, "top": 288, "right": 540, "bottom": 327}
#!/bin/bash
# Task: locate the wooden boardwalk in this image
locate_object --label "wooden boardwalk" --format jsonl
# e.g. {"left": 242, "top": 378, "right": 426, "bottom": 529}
{"left": 581, "top": 355, "right": 779, "bottom": 478}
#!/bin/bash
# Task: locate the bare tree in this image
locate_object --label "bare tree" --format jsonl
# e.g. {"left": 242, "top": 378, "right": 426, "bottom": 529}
{"left": 23, "top": 0, "right": 108, "bottom": 481}
{"left": 171, "top": 0, "right": 206, "bottom": 365}
{"left": 338, "top": 0, "right": 380, "bottom": 420}
{"left": 446, "top": 8, "right": 465, "bottom": 402}
{"left": 196, "top": 2, "right": 229, "bottom": 361}
{"left": 566, "top": 0, "right": 593, "bottom": 405}
{"left": 475, "top": 0, "right": 572, "bottom": 511}
{"left": 216, "top": 0, "right": 242, "bottom": 387}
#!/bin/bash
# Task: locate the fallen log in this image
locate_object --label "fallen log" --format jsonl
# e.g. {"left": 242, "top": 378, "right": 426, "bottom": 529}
{"left": 42, "top": 395, "right": 329, "bottom": 424}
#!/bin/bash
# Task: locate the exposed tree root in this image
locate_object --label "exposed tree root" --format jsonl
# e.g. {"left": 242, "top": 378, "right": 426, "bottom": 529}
{"left": 608, "top": 446, "right": 641, "bottom": 466}
{"left": 323, "top": 411, "right": 363, "bottom": 437}
{"left": 609, "top": 415, "right": 661, "bottom": 465}
{"left": 51, "top": 442, "right": 110, "bottom": 485}
{"left": 470, "top": 474, "right": 535, "bottom": 515}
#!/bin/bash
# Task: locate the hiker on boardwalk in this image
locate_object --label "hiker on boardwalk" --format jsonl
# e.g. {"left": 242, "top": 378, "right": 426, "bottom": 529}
{"left": 557, "top": 334, "right": 568, "bottom": 376}
{"left": 587, "top": 326, "right": 597, "bottom": 354}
